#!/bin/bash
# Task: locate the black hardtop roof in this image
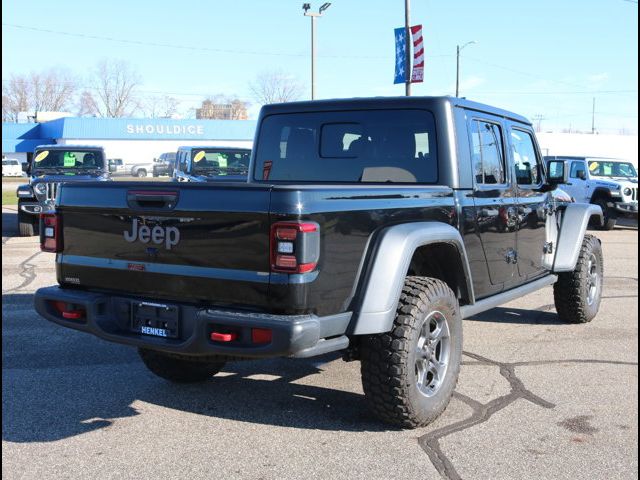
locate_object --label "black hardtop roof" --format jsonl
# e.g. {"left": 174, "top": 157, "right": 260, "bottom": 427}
{"left": 177, "top": 146, "right": 251, "bottom": 152}
{"left": 259, "top": 96, "right": 531, "bottom": 125}
{"left": 544, "top": 155, "right": 629, "bottom": 161}
{"left": 34, "top": 144, "right": 105, "bottom": 151}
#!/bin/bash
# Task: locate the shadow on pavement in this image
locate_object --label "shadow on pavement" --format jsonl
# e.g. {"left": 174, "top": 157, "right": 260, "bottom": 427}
{"left": 465, "top": 305, "right": 562, "bottom": 325}
{"left": 2, "top": 293, "right": 388, "bottom": 443}
{"left": 2, "top": 210, "right": 18, "bottom": 238}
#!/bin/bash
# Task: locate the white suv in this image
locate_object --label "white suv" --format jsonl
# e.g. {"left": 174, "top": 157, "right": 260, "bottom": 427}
{"left": 546, "top": 156, "right": 638, "bottom": 230}
{"left": 2, "top": 158, "right": 24, "bottom": 177}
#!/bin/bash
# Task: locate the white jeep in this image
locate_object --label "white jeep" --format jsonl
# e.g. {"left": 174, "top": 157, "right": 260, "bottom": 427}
{"left": 546, "top": 156, "right": 638, "bottom": 230}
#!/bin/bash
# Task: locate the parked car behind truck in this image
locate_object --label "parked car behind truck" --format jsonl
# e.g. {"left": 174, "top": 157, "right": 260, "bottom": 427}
{"left": 16, "top": 145, "right": 110, "bottom": 236}
{"left": 2, "top": 158, "right": 24, "bottom": 177}
{"left": 173, "top": 146, "right": 251, "bottom": 182}
{"left": 152, "top": 152, "right": 177, "bottom": 177}
{"left": 545, "top": 155, "right": 638, "bottom": 229}
{"left": 35, "top": 97, "right": 603, "bottom": 428}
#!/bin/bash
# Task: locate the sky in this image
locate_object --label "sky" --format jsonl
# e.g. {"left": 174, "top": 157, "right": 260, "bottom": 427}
{"left": 2, "top": 0, "right": 638, "bottom": 134}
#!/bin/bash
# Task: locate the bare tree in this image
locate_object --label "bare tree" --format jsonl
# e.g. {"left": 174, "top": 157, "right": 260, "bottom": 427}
{"left": 77, "top": 90, "right": 98, "bottom": 117}
{"left": 2, "top": 68, "right": 76, "bottom": 121}
{"left": 89, "top": 59, "right": 141, "bottom": 117}
{"left": 143, "top": 95, "right": 181, "bottom": 118}
{"left": 31, "top": 69, "right": 77, "bottom": 112}
{"left": 2, "top": 76, "right": 29, "bottom": 121}
{"left": 249, "top": 70, "right": 304, "bottom": 105}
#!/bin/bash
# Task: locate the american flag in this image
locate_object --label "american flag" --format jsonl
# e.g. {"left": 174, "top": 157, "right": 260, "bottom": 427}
{"left": 410, "top": 24, "right": 424, "bottom": 83}
{"left": 394, "top": 27, "right": 407, "bottom": 84}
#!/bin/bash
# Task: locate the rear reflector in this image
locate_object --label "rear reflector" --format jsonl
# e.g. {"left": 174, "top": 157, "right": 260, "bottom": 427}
{"left": 211, "top": 332, "right": 238, "bottom": 342}
{"left": 51, "top": 301, "right": 85, "bottom": 320}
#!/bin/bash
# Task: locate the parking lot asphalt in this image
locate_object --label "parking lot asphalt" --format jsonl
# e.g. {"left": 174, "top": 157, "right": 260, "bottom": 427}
{"left": 2, "top": 205, "right": 638, "bottom": 480}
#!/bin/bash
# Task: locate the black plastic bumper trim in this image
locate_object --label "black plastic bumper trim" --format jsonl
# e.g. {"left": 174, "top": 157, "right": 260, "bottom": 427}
{"left": 34, "top": 286, "right": 351, "bottom": 359}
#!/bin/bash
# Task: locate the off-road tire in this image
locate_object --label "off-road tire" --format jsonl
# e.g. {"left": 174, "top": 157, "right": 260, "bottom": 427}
{"left": 17, "top": 205, "right": 36, "bottom": 237}
{"left": 594, "top": 198, "right": 616, "bottom": 230}
{"left": 554, "top": 234, "right": 603, "bottom": 323}
{"left": 138, "top": 348, "right": 226, "bottom": 383}
{"left": 360, "top": 277, "right": 462, "bottom": 428}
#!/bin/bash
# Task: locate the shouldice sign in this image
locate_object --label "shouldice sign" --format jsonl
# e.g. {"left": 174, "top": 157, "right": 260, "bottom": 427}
{"left": 125, "top": 124, "right": 205, "bottom": 135}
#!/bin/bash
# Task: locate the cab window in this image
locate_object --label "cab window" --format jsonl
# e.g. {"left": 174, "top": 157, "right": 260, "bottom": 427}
{"left": 510, "top": 129, "right": 541, "bottom": 185}
{"left": 470, "top": 120, "right": 505, "bottom": 185}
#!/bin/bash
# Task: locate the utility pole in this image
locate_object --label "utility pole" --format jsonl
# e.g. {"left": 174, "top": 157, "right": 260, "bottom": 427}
{"left": 303, "top": 3, "right": 331, "bottom": 100}
{"left": 455, "top": 41, "right": 476, "bottom": 97}
{"left": 405, "top": 0, "right": 411, "bottom": 96}
{"left": 591, "top": 97, "right": 596, "bottom": 134}
{"left": 532, "top": 114, "right": 545, "bottom": 133}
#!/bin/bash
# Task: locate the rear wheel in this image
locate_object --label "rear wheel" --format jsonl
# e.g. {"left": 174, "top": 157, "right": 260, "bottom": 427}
{"left": 138, "top": 348, "right": 226, "bottom": 383}
{"left": 360, "top": 277, "right": 462, "bottom": 428}
{"left": 136, "top": 169, "right": 148, "bottom": 178}
{"left": 17, "top": 203, "right": 37, "bottom": 237}
{"left": 593, "top": 198, "right": 616, "bottom": 230}
{"left": 554, "top": 234, "right": 603, "bottom": 323}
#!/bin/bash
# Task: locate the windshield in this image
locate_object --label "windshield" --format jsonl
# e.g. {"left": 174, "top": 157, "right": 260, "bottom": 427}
{"left": 190, "top": 149, "right": 250, "bottom": 176}
{"left": 3, "top": 160, "right": 20, "bottom": 166}
{"left": 253, "top": 109, "right": 438, "bottom": 183}
{"left": 32, "top": 149, "right": 105, "bottom": 171}
{"left": 588, "top": 160, "right": 637, "bottom": 178}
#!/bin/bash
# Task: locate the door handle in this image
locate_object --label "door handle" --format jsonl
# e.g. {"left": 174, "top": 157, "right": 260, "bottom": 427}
{"left": 566, "top": 182, "right": 573, "bottom": 186}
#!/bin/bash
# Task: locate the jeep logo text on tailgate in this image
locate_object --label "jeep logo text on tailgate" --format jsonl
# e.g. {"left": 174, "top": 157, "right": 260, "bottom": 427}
{"left": 124, "top": 218, "right": 180, "bottom": 250}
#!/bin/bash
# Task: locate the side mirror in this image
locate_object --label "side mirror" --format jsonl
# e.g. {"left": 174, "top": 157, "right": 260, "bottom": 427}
{"left": 576, "top": 170, "right": 587, "bottom": 180}
{"left": 546, "top": 160, "right": 568, "bottom": 186}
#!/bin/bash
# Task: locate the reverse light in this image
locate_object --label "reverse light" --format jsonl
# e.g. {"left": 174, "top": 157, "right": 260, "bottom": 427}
{"left": 40, "top": 213, "right": 62, "bottom": 253}
{"left": 270, "top": 221, "right": 320, "bottom": 273}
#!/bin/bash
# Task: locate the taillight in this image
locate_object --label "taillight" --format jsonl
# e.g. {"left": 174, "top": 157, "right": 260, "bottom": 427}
{"left": 40, "top": 213, "right": 62, "bottom": 253}
{"left": 270, "top": 221, "right": 320, "bottom": 273}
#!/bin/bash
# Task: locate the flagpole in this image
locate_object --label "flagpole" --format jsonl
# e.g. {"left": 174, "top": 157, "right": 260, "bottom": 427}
{"left": 405, "top": 0, "right": 411, "bottom": 96}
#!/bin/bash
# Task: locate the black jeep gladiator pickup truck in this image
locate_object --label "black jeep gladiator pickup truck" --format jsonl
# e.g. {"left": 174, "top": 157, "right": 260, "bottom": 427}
{"left": 35, "top": 97, "right": 603, "bottom": 428}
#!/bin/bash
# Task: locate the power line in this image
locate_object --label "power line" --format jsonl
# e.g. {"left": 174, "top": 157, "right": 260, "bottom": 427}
{"left": 2, "top": 23, "right": 452, "bottom": 60}
{"left": 464, "top": 56, "right": 604, "bottom": 92}
{"left": 473, "top": 89, "right": 637, "bottom": 95}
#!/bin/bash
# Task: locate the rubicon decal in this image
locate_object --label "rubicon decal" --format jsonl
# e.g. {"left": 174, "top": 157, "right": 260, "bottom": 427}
{"left": 124, "top": 218, "right": 180, "bottom": 250}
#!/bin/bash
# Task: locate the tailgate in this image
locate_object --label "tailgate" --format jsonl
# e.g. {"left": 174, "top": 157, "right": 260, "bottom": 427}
{"left": 57, "top": 182, "right": 272, "bottom": 307}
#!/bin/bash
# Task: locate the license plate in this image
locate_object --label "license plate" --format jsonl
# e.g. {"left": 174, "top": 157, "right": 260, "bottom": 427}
{"left": 131, "top": 301, "right": 179, "bottom": 338}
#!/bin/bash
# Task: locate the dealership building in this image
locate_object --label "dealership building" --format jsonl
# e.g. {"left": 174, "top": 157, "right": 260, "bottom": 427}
{"left": 2, "top": 117, "right": 257, "bottom": 166}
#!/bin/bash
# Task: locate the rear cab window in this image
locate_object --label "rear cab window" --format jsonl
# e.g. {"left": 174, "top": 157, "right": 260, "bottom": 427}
{"left": 253, "top": 109, "right": 438, "bottom": 184}
{"left": 469, "top": 120, "right": 506, "bottom": 185}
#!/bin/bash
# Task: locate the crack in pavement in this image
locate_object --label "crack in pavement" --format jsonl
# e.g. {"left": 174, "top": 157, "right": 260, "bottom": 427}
{"left": 417, "top": 352, "right": 638, "bottom": 480}
{"left": 3, "top": 250, "right": 43, "bottom": 294}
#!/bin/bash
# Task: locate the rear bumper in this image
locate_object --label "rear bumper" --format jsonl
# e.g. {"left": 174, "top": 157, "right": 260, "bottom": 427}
{"left": 34, "top": 286, "right": 351, "bottom": 359}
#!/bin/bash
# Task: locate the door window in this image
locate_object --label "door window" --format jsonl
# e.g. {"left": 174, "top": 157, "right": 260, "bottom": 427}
{"left": 510, "top": 129, "right": 541, "bottom": 185}
{"left": 570, "top": 161, "right": 584, "bottom": 178}
{"left": 470, "top": 120, "right": 505, "bottom": 185}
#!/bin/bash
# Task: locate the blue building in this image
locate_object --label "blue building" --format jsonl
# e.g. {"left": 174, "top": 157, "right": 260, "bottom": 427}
{"left": 2, "top": 117, "right": 257, "bottom": 166}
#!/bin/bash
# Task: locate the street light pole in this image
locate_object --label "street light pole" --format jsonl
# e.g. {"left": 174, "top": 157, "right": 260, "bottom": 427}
{"left": 455, "top": 41, "right": 476, "bottom": 97}
{"left": 405, "top": 0, "right": 411, "bottom": 96}
{"left": 303, "top": 3, "right": 331, "bottom": 100}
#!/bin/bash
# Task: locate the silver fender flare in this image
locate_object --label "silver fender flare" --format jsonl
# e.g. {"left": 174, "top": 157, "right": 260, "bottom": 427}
{"left": 552, "top": 203, "right": 603, "bottom": 272}
{"left": 350, "top": 222, "right": 473, "bottom": 335}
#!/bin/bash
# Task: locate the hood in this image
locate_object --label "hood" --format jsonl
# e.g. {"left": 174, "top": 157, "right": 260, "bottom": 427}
{"left": 591, "top": 174, "right": 638, "bottom": 185}
{"left": 31, "top": 172, "right": 110, "bottom": 182}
